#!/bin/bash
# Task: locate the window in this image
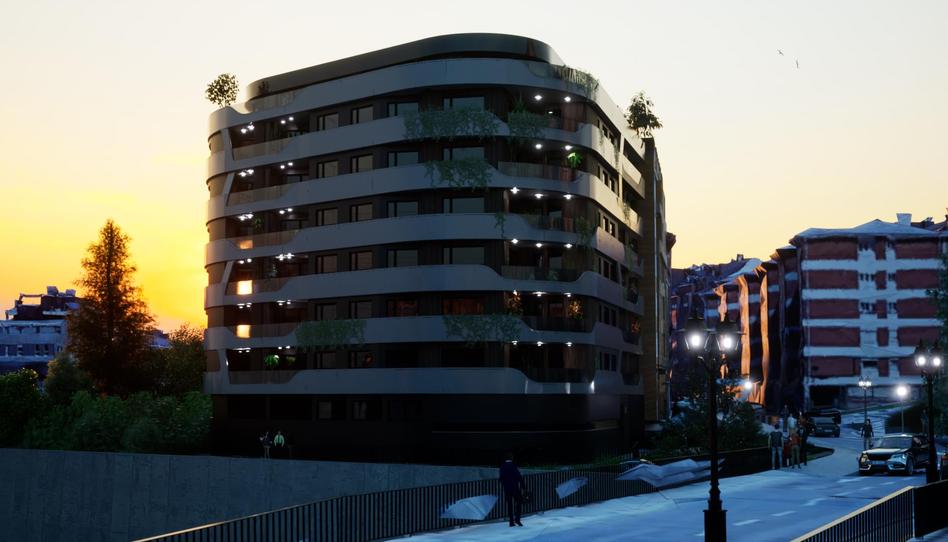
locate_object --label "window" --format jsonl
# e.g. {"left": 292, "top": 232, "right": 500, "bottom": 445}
{"left": 350, "top": 203, "right": 373, "bottom": 222}
{"left": 444, "top": 196, "right": 484, "bottom": 213}
{"left": 859, "top": 302, "right": 874, "bottom": 314}
{"left": 859, "top": 273, "right": 873, "bottom": 282}
{"left": 316, "top": 208, "right": 338, "bottom": 226}
{"left": 349, "top": 300, "right": 373, "bottom": 319}
{"left": 348, "top": 351, "right": 374, "bottom": 369}
{"left": 315, "top": 303, "right": 337, "bottom": 321}
{"left": 351, "top": 105, "right": 374, "bottom": 124}
{"left": 443, "top": 246, "right": 485, "bottom": 265}
{"left": 386, "top": 299, "right": 419, "bottom": 317}
{"left": 316, "top": 400, "right": 335, "bottom": 419}
{"left": 598, "top": 352, "right": 618, "bottom": 371}
{"left": 388, "top": 249, "right": 419, "bottom": 267}
{"left": 598, "top": 256, "right": 617, "bottom": 281}
{"left": 315, "top": 254, "right": 337, "bottom": 274}
{"left": 314, "top": 352, "right": 336, "bottom": 369}
{"left": 316, "top": 113, "right": 339, "bottom": 131}
{"left": 888, "top": 273, "right": 896, "bottom": 282}
{"left": 316, "top": 160, "right": 339, "bottom": 178}
{"left": 858, "top": 242, "right": 872, "bottom": 251}
{"left": 621, "top": 352, "right": 640, "bottom": 385}
{"left": 350, "top": 399, "right": 381, "bottom": 420}
{"left": 599, "top": 305, "right": 618, "bottom": 326}
{"left": 350, "top": 155, "right": 373, "bottom": 173}
{"left": 888, "top": 302, "right": 898, "bottom": 314}
{"left": 443, "top": 96, "right": 484, "bottom": 110}
{"left": 350, "top": 251, "right": 373, "bottom": 270}
{"left": 443, "top": 147, "right": 484, "bottom": 160}
{"left": 388, "top": 102, "right": 419, "bottom": 116}
{"left": 387, "top": 201, "right": 418, "bottom": 217}
{"left": 387, "top": 151, "right": 419, "bottom": 167}
{"left": 600, "top": 213, "right": 617, "bottom": 237}
{"left": 443, "top": 297, "right": 484, "bottom": 315}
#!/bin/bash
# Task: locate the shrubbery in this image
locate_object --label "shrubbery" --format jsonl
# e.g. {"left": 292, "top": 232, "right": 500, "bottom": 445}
{"left": 649, "top": 402, "right": 766, "bottom": 459}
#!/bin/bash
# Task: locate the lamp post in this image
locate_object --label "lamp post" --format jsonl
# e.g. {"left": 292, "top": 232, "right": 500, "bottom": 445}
{"left": 857, "top": 376, "right": 872, "bottom": 425}
{"left": 895, "top": 384, "right": 909, "bottom": 434}
{"left": 914, "top": 342, "right": 944, "bottom": 484}
{"left": 685, "top": 311, "right": 740, "bottom": 542}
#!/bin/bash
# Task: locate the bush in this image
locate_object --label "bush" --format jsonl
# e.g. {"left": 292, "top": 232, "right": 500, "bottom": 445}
{"left": 650, "top": 401, "right": 766, "bottom": 459}
{"left": 0, "top": 369, "right": 44, "bottom": 446}
{"left": 45, "top": 352, "right": 94, "bottom": 405}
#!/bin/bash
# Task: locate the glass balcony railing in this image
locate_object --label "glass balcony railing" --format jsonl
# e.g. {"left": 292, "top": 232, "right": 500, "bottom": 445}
{"left": 228, "top": 229, "right": 299, "bottom": 250}
{"left": 517, "top": 214, "right": 575, "bottom": 232}
{"left": 226, "top": 184, "right": 291, "bottom": 206}
{"left": 521, "top": 315, "right": 586, "bottom": 332}
{"left": 500, "top": 266, "right": 580, "bottom": 282}
{"left": 497, "top": 161, "right": 577, "bottom": 182}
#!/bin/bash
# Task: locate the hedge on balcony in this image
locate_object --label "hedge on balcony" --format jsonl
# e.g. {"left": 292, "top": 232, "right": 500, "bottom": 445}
{"left": 295, "top": 319, "right": 366, "bottom": 350}
{"left": 443, "top": 314, "right": 521, "bottom": 346}
{"left": 403, "top": 108, "right": 498, "bottom": 141}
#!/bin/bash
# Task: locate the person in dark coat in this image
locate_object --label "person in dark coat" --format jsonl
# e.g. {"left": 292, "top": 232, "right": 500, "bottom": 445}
{"left": 499, "top": 453, "right": 525, "bottom": 527}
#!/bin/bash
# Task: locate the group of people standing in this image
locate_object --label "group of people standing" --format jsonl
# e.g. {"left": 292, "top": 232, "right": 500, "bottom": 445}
{"left": 770, "top": 408, "right": 814, "bottom": 470}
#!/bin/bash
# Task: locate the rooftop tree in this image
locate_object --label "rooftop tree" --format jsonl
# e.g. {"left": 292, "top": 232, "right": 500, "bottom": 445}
{"left": 625, "top": 92, "right": 663, "bottom": 138}
{"left": 205, "top": 73, "right": 239, "bottom": 108}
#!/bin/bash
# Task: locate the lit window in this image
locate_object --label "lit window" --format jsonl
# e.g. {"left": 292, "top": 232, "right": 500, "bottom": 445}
{"left": 236, "top": 324, "right": 251, "bottom": 338}
{"left": 236, "top": 280, "right": 253, "bottom": 295}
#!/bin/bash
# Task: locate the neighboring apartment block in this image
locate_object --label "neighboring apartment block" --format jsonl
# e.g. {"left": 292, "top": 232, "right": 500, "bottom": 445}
{"left": 203, "top": 34, "right": 670, "bottom": 463}
{"left": 0, "top": 286, "right": 78, "bottom": 375}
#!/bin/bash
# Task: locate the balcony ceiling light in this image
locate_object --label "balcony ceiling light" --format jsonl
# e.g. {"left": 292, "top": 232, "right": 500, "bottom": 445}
{"left": 565, "top": 292, "right": 572, "bottom": 297}
{"left": 280, "top": 165, "right": 286, "bottom": 169}
{"left": 535, "top": 291, "right": 544, "bottom": 297}
{"left": 280, "top": 120, "right": 286, "bottom": 125}
{"left": 286, "top": 253, "right": 294, "bottom": 259}
{"left": 511, "top": 238, "right": 519, "bottom": 245}
{"left": 247, "top": 169, "right": 254, "bottom": 174}
{"left": 246, "top": 258, "right": 252, "bottom": 263}
{"left": 564, "top": 144, "right": 573, "bottom": 151}
{"left": 547, "top": 110, "right": 554, "bottom": 115}
{"left": 537, "top": 341, "right": 544, "bottom": 347}
{"left": 287, "top": 208, "right": 293, "bottom": 212}
{"left": 247, "top": 124, "right": 254, "bottom": 131}
{"left": 279, "top": 210, "right": 285, "bottom": 215}
{"left": 288, "top": 162, "right": 293, "bottom": 166}
{"left": 534, "top": 94, "right": 543, "bottom": 101}
{"left": 534, "top": 143, "right": 543, "bottom": 150}
{"left": 564, "top": 96, "right": 572, "bottom": 102}
{"left": 565, "top": 243, "right": 573, "bottom": 249}
{"left": 510, "top": 187, "right": 520, "bottom": 194}
{"left": 563, "top": 194, "right": 573, "bottom": 200}
{"left": 566, "top": 341, "right": 573, "bottom": 347}
{"left": 534, "top": 193, "right": 543, "bottom": 199}
{"left": 288, "top": 116, "right": 294, "bottom": 121}
{"left": 512, "top": 340, "right": 518, "bottom": 346}
{"left": 240, "top": 128, "right": 247, "bottom": 134}
{"left": 238, "top": 171, "right": 247, "bottom": 177}
{"left": 513, "top": 290, "right": 519, "bottom": 295}
{"left": 535, "top": 242, "right": 543, "bottom": 248}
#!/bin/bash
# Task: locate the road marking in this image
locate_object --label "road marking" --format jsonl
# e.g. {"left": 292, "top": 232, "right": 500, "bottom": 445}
{"left": 772, "top": 511, "right": 796, "bottom": 517}
{"left": 733, "top": 519, "right": 760, "bottom": 526}
{"left": 835, "top": 491, "right": 853, "bottom": 496}
{"left": 881, "top": 481, "right": 896, "bottom": 485}
{"left": 804, "top": 498, "right": 826, "bottom": 506}
{"left": 694, "top": 532, "right": 704, "bottom": 537}
{"left": 839, "top": 479, "right": 860, "bottom": 483}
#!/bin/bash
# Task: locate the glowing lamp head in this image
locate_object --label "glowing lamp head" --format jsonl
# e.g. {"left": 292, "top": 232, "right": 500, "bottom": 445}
{"left": 683, "top": 312, "right": 708, "bottom": 353}
{"left": 742, "top": 379, "right": 753, "bottom": 391}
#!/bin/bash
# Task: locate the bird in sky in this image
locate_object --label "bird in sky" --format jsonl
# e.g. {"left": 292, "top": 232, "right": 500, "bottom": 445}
{"left": 795, "top": 59, "right": 800, "bottom": 69}
{"left": 778, "top": 49, "right": 784, "bottom": 56}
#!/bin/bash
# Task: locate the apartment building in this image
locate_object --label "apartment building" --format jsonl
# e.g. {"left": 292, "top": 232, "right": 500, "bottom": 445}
{"left": 203, "top": 34, "right": 670, "bottom": 463}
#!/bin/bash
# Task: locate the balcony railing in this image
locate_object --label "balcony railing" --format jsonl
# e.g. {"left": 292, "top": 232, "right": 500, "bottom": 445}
{"left": 226, "top": 184, "right": 292, "bottom": 206}
{"left": 497, "top": 161, "right": 577, "bottom": 182}
{"left": 500, "top": 266, "right": 580, "bottom": 282}
{"left": 225, "top": 277, "right": 293, "bottom": 296}
{"left": 232, "top": 137, "right": 295, "bottom": 161}
{"left": 521, "top": 315, "right": 585, "bottom": 332}
{"left": 228, "top": 322, "right": 300, "bottom": 338}
{"left": 517, "top": 214, "right": 575, "bottom": 233}
{"left": 228, "top": 229, "right": 299, "bottom": 250}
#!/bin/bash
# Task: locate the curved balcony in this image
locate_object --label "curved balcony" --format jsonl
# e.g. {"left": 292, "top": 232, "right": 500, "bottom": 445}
{"left": 209, "top": 265, "right": 639, "bottom": 315}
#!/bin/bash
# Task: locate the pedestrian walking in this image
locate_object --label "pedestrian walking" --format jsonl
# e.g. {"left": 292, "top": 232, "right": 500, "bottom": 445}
{"left": 798, "top": 416, "right": 812, "bottom": 466}
{"left": 259, "top": 431, "right": 272, "bottom": 459}
{"left": 499, "top": 453, "right": 525, "bottom": 527}
{"left": 790, "top": 428, "right": 801, "bottom": 469}
{"left": 769, "top": 423, "right": 784, "bottom": 470}
{"left": 861, "top": 419, "right": 874, "bottom": 450}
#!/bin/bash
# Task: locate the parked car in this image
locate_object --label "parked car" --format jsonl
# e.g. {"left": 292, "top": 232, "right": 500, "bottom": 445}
{"left": 805, "top": 408, "right": 842, "bottom": 425}
{"left": 859, "top": 434, "right": 930, "bottom": 476}
{"left": 811, "top": 416, "right": 841, "bottom": 437}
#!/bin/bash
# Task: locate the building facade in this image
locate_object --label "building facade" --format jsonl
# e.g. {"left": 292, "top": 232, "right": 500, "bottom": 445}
{"left": 781, "top": 214, "right": 947, "bottom": 409}
{"left": 0, "top": 287, "right": 78, "bottom": 376}
{"left": 203, "top": 34, "right": 670, "bottom": 463}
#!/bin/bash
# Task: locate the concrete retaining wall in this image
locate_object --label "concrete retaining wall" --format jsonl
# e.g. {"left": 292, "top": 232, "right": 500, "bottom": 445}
{"left": 0, "top": 448, "right": 501, "bottom": 542}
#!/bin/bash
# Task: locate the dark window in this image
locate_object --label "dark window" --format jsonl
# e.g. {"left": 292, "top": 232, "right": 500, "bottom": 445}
{"left": 314, "top": 351, "right": 336, "bottom": 369}
{"left": 388, "top": 151, "right": 419, "bottom": 167}
{"left": 444, "top": 197, "right": 484, "bottom": 213}
{"left": 388, "top": 102, "right": 419, "bottom": 116}
{"left": 316, "top": 399, "right": 345, "bottom": 420}
{"left": 270, "top": 396, "right": 312, "bottom": 421}
{"left": 350, "top": 203, "right": 373, "bottom": 222}
{"left": 443, "top": 246, "right": 485, "bottom": 265}
{"left": 388, "top": 249, "right": 419, "bottom": 267}
{"left": 351, "top": 106, "right": 374, "bottom": 124}
{"left": 443, "top": 96, "right": 484, "bottom": 110}
{"left": 443, "top": 147, "right": 484, "bottom": 160}
{"left": 387, "top": 201, "right": 418, "bottom": 217}
{"left": 316, "top": 113, "right": 339, "bottom": 131}
{"left": 386, "top": 299, "right": 419, "bottom": 317}
{"left": 316, "top": 208, "right": 338, "bottom": 226}
{"left": 316, "top": 160, "right": 339, "bottom": 178}
{"left": 443, "top": 297, "right": 484, "bottom": 315}
{"left": 350, "top": 399, "right": 381, "bottom": 420}
{"left": 349, "top": 300, "right": 373, "bottom": 319}
{"left": 350, "top": 251, "right": 373, "bottom": 270}
{"left": 315, "top": 255, "right": 337, "bottom": 274}
{"left": 350, "top": 155, "right": 373, "bottom": 173}
{"left": 315, "top": 303, "right": 337, "bottom": 321}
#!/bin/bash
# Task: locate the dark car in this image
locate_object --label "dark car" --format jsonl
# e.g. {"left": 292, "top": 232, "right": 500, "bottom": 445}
{"left": 859, "top": 434, "right": 929, "bottom": 476}
{"left": 811, "top": 416, "right": 840, "bottom": 437}
{"left": 805, "top": 409, "right": 842, "bottom": 425}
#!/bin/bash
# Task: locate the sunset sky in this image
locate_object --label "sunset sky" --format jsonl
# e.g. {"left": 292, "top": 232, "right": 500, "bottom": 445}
{"left": 1, "top": 0, "right": 946, "bottom": 331}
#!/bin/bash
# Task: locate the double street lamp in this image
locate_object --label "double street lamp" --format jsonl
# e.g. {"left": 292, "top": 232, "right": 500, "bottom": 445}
{"left": 895, "top": 384, "right": 909, "bottom": 434}
{"left": 914, "top": 342, "right": 944, "bottom": 484}
{"left": 684, "top": 311, "right": 740, "bottom": 542}
{"left": 857, "top": 376, "right": 872, "bottom": 425}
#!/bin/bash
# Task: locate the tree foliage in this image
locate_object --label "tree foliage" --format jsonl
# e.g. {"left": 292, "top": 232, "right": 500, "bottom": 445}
{"left": 426, "top": 158, "right": 492, "bottom": 192}
{"left": 443, "top": 314, "right": 521, "bottom": 346}
{"left": 0, "top": 369, "right": 44, "bottom": 446}
{"left": 295, "top": 319, "right": 366, "bottom": 350}
{"left": 625, "top": 92, "right": 663, "bottom": 138}
{"left": 67, "top": 220, "right": 156, "bottom": 395}
{"left": 205, "top": 73, "right": 239, "bottom": 108}
{"left": 141, "top": 324, "right": 206, "bottom": 396}
{"left": 44, "top": 351, "right": 94, "bottom": 405}
{"left": 927, "top": 252, "right": 948, "bottom": 350}
{"left": 403, "top": 107, "right": 498, "bottom": 141}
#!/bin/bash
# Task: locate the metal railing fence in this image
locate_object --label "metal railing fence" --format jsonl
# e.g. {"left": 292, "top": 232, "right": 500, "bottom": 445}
{"left": 792, "top": 485, "right": 914, "bottom": 542}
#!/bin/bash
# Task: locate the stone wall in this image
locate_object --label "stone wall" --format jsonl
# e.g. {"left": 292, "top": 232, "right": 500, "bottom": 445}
{"left": 0, "top": 448, "right": 501, "bottom": 542}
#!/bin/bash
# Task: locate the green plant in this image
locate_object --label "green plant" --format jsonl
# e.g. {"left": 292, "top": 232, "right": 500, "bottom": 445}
{"left": 507, "top": 99, "right": 547, "bottom": 145}
{"left": 264, "top": 354, "right": 280, "bottom": 368}
{"left": 566, "top": 152, "right": 583, "bottom": 169}
{"left": 551, "top": 66, "right": 600, "bottom": 97}
{"left": 426, "top": 158, "right": 492, "bottom": 192}
{"left": 574, "top": 216, "right": 595, "bottom": 247}
{"left": 295, "top": 319, "right": 366, "bottom": 350}
{"left": 44, "top": 352, "right": 94, "bottom": 405}
{"left": 205, "top": 73, "right": 239, "bottom": 108}
{"left": 493, "top": 211, "right": 507, "bottom": 237}
{"left": 403, "top": 107, "right": 498, "bottom": 141}
{"left": 625, "top": 91, "right": 663, "bottom": 138}
{"left": 0, "top": 369, "right": 44, "bottom": 446}
{"left": 443, "top": 314, "right": 521, "bottom": 346}
{"left": 568, "top": 299, "right": 583, "bottom": 320}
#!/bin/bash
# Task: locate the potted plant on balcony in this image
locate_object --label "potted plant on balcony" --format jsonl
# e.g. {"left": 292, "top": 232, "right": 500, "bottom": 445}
{"left": 505, "top": 291, "right": 523, "bottom": 316}
{"left": 568, "top": 299, "right": 583, "bottom": 321}
{"left": 264, "top": 354, "right": 280, "bottom": 369}
{"left": 566, "top": 151, "right": 583, "bottom": 169}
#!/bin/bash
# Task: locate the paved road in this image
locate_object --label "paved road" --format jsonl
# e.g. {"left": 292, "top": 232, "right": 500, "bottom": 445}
{"left": 410, "top": 406, "right": 932, "bottom": 541}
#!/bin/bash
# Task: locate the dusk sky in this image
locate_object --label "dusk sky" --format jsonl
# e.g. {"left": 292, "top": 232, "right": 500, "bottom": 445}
{"left": 1, "top": 0, "right": 945, "bottom": 331}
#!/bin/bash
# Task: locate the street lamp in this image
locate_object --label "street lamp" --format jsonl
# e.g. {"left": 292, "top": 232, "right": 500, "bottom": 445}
{"left": 684, "top": 311, "right": 740, "bottom": 542}
{"left": 914, "top": 341, "right": 944, "bottom": 484}
{"left": 857, "top": 376, "right": 872, "bottom": 426}
{"left": 895, "top": 384, "right": 909, "bottom": 434}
